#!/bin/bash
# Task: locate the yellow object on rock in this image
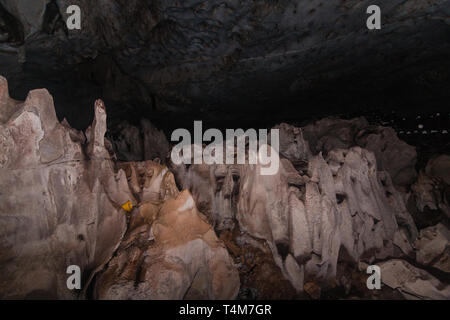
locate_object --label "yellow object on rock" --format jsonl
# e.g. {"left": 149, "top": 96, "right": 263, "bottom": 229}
{"left": 121, "top": 201, "right": 133, "bottom": 212}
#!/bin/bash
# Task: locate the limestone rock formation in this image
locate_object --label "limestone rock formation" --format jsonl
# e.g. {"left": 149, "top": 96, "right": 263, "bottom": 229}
{"left": 93, "top": 161, "right": 240, "bottom": 300}
{"left": 302, "top": 117, "right": 418, "bottom": 187}
{"left": 0, "top": 76, "right": 131, "bottom": 299}
{"left": 415, "top": 223, "right": 450, "bottom": 274}
{"left": 0, "top": 77, "right": 239, "bottom": 300}
{"left": 170, "top": 123, "right": 419, "bottom": 294}
{"left": 379, "top": 259, "right": 450, "bottom": 300}
{"left": 408, "top": 155, "right": 450, "bottom": 228}
{"left": 302, "top": 148, "right": 417, "bottom": 282}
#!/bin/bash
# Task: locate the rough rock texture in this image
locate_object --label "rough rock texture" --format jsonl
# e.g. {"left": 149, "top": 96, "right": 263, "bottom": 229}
{"left": 171, "top": 123, "right": 419, "bottom": 295}
{"left": 0, "top": 75, "right": 20, "bottom": 123}
{"left": 93, "top": 161, "right": 240, "bottom": 300}
{"left": 110, "top": 119, "right": 170, "bottom": 162}
{"left": 272, "top": 122, "right": 311, "bottom": 166}
{"left": 1, "top": 1, "right": 449, "bottom": 129}
{"left": 415, "top": 223, "right": 450, "bottom": 274}
{"left": 302, "top": 117, "right": 418, "bottom": 187}
{"left": 0, "top": 77, "right": 239, "bottom": 300}
{"left": 0, "top": 0, "right": 49, "bottom": 38}
{"left": 408, "top": 155, "right": 450, "bottom": 229}
{"left": 303, "top": 148, "right": 417, "bottom": 279}
{"left": 426, "top": 155, "right": 450, "bottom": 185}
{"left": 379, "top": 259, "right": 450, "bottom": 300}
{"left": 0, "top": 76, "right": 130, "bottom": 299}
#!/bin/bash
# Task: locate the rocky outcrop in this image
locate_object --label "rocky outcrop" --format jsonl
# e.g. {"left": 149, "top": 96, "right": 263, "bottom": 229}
{"left": 408, "top": 155, "right": 450, "bottom": 229}
{"left": 111, "top": 119, "right": 169, "bottom": 162}
{"left": 379, "top": 259, "right": 450, "bottom": 300}
{"left": 93, "top": 162, "right": 240, "bottom": 300}
{"left": 302, "top": 117, "right": 418, "bottom": 187}
{"left": 1, "top": 72, "right": 448, "bottom": 299}
{"left": 171, "top": 122, "right": 419, "bottom": 295}
{"left": 0, "top": 77, "right": 238, "bottom": 300}
{"left": 415, "top": 223, "right": 450, "bottom": 274}
{"left": 0, "top": 76, "right": 131, "bottom": 299}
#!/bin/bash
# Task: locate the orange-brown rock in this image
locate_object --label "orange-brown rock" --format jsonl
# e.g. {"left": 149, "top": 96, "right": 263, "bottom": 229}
{"left": 94, "top": 161, "right": 240, "bottom": 300}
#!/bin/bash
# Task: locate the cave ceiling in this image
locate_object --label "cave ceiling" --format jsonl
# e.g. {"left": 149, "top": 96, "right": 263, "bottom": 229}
{"left": 0, "top": 0, "right": 449, "bottom": 130}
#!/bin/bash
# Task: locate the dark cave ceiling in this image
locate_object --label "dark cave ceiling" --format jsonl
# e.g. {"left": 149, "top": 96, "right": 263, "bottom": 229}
{"left": 0, "top": 0, "right": 449, "bottom": 130}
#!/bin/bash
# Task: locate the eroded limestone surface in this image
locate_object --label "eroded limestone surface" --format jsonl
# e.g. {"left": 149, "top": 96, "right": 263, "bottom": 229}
{"left": 0, "top": 76, "right": 130, "bottom": 299}
{"left": 0, "top": 76, "right": 448, "bottom": 299}
{"left": 170, "top": 124, "right": 419, "bottom": 294}
{"left": 0, "top": 77, "right": 239, "bottom": 300}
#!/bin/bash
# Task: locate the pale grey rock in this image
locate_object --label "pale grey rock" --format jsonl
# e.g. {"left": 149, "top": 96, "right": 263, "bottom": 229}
{"left": 0, "top": 78, "right": 131, "bottom": 299}
{"left": 0, "top": 78, "right": 238, "bottom": 300}
{"left": 303, "top": 148, "right": 416, "bottom": 282}
{"left": 171, "top": 139, "right": 418, "bottom": 289}
{"left": 415, "top": 223, "right": 450, "bottom": 273}
{"left": 380, "top": 259, "right": 450, "bottom": 300}
{"left": 302, "top": 117, "right": 417, "bottom": 186}
{"left": 288, "top": 190, "right": 312, "bottom": 264}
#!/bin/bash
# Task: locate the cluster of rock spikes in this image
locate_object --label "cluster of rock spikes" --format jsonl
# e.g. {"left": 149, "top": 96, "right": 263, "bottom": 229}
{"left": 0, "top": 76, "right": 449, "bottom": 300}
